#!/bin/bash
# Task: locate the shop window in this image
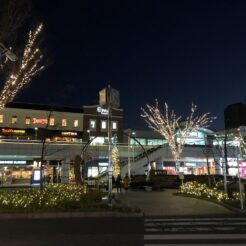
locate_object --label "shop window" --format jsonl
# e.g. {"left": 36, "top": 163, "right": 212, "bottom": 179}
{"left": 62, "top": 119, "right": 67, "bottom": 127}
{"left": 101, "top": 120, "right": 107, "bottom": 130}
{"left": 11, "top": 116, "right": 17, "bottom": 124}
{"left": 74, "top": 120, "right": 79, "bottom": 127}
{"left": 112, "top": 121, "right": 118, "bottom": 130}
{"left": 50, "top": 118, "right": 55, "bottom": 126}
{"left": 0, "top": 115, "right": 3, "bottom": 123}
{"left": 89, "top": 119, "right": 96, "bottom": 130}
{"left": 25, "top": 117, "right": 31, "bottom": 125}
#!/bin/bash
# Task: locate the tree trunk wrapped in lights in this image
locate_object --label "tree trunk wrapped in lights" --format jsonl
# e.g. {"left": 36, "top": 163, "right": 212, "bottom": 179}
{"left": 235, "top": 130, "right": 246, "bottom": 156}
{"left": 112, "top": 146, "right": 121, "bottom": 178}
{"left": 0, "top": 23, "right": 45, "bottom": 109}
{"left": 141, "top": 100, "right": 215, "bottom": 176}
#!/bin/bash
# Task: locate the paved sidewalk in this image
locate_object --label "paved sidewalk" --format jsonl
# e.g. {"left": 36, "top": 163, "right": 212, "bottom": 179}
{"left": 116, "top": 189, "right": 237, "bottom": 216}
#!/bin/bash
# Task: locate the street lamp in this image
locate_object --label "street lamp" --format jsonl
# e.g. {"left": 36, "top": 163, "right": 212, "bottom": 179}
{"left": 236, "top": 146, "right": 244, "bottom": 210}
{"left": 34, "top": 127, "right": 38, "bottom": 140}
{"left": 128, "top": 135, "right": 131, "bottom": 180}
{"left": 132, "top": 132, "right": 136, "bottom": 163}
{"left": 86, "top": 129, "right": 91, "bottom": 141}
{"left": 0, "top": 42, "right": 18, "bottom": 62}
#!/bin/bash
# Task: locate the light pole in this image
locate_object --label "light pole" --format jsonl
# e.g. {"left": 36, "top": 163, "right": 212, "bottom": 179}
{"left": 86, "top": 129, "right": 90, "bottom": 141}
{"left": 128, "top": 136, "right": 131, "bottom": 180}
{"left": 0, "top": 42, "right": 18, "bottom": 62}
{"left": 236, "top": 146, "right": 244, "bottom": 210}
{"left": 132, "top": 132, "right": 136, "bottom": 163}
{"left": 35, "top": 127, "right": 38, "bottom": 140}
{"left": 107, "top": 93, "right": 113, "bottom": 206}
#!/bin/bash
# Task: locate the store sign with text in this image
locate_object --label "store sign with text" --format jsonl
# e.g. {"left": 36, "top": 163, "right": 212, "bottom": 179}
{"left": 61, "top": 132, "right": 77, "bottom": 136}
{"left": 97, "top": 107, "right": 108, "bottom": 115}
{"left": 1, "top": 128, "right": 25, "bottom": 134}
{"left": 32, "top": 118, "right": 48, "bottom": 125}
{"left": 0, "top": 160, "right": 26, "bottom": 165}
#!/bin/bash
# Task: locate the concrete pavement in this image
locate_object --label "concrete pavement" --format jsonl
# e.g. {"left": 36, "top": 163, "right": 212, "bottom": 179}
{"left": 116, "top": 189, "right": 238, "bottom": 216}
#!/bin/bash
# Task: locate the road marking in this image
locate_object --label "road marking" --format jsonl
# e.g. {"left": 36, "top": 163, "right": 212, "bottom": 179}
{"left": 144, "top": 234, "right": 246, "bottom": 240}
{"left": 145, "top": 217, "right": 246, "bottom": 222}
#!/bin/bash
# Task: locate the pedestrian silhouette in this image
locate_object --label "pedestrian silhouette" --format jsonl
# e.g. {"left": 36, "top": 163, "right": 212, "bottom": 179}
{"left": 115, "top": 174, "right": 122, "bottom": 193}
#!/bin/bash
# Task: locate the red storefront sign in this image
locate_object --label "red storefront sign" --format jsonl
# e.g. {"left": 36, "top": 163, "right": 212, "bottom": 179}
{"left": 32, "top": 118, "right": 48, "bottom": 125}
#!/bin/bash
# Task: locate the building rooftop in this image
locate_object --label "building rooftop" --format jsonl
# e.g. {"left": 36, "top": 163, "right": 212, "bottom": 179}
{"left": 5, "top": 102, "right": 83, "bottom": 113}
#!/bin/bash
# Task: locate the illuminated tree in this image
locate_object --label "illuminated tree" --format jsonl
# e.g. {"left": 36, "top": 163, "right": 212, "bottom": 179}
{"left": 112, "top": 147, "right": 121, "bottom": 178}
{"left": 0, "top": 24, "right": 45, "bottom": 109}
{"left": 141, "top": 101, "right": 215, "bottom": 173}
{"left": 234, "top": 130, "right": 246, "bottom": 156}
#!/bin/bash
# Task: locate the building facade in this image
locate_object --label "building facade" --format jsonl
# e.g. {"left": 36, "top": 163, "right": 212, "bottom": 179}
{"left": 0, "top": 87, "right": 124, "bottom": 185}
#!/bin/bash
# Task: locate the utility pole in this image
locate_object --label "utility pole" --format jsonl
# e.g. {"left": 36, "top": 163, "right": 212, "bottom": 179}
{"left": 236, "top": 146, "right": 244, "bottom": 210}
{"left": 107, "top": 87, "right": 113, "bottom": 206}
{"left": 99, "top": 85, "right": 120, "bottom": 206}
{"left": 128, "top": 135, "right": 131, "bottom": 181}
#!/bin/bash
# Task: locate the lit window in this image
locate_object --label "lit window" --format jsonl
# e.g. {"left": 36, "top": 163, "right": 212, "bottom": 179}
{"left": 0, "top": 115, "right": 3, "bottom": 123}
{"left": 62, "top": 119, "right": 67, "bottom": 127}
{"left": 25, "top": 117, "right": 31, "bottom": 125}
{"left": 112, "top": 121, "right": 118, "bottom": 130}
{"left": 12, "top": 116, "right": 17, "bottom": 124}
{"left": 50, "top": 118, "right": 55, "bottom": 126}
{"left": 89, "top": 119, "right": 96, "bottom": 130}
{"left": 74, "top": 120, "right": 79, "bottom": 127}
{"left": 101, "top": 120, "right": 107, "bottom": 130}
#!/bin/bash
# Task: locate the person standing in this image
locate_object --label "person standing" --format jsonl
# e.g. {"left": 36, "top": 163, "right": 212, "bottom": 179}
{"left": 123, "top": 174, "right": 130, "bottom": 191}
{"left": 115, "top": 174, "right": 122, "bottom": 193}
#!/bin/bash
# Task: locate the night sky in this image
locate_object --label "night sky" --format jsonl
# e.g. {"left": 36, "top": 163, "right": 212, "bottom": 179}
{"left": 16, "top": 0, "right": 246, "bottom": 131}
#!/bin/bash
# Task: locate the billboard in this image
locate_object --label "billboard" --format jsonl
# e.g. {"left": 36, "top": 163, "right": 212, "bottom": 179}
{"left": 99, "top": 86, "right": 120, "bottom": 108}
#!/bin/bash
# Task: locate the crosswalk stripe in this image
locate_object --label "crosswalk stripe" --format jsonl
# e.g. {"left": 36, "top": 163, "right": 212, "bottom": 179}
{"left": 145, "top": 221, "right": 246, "bottom": 226}
{"left": 145, "top": 217, "right": 246, "bottom": 222}
{"left": 144, "top": 218, "right": 246, "bottom": 245}
{"left": 144, "top": 234, "right": 246, "bottom": 240}
{"left": 145, "top": 244, "right": 246, "bottom": 246}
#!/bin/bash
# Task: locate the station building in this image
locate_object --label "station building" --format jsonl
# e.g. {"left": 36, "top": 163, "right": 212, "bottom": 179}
{"left": 0, "top": 87, "right": 124, "bottom": 184}
{"left": 121, "top": 128, "right": 246, "bottom": 179}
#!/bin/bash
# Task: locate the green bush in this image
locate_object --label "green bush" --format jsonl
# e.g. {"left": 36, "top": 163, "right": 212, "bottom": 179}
{"left": 0, "top": 184, "right": 105, "bottom": 212}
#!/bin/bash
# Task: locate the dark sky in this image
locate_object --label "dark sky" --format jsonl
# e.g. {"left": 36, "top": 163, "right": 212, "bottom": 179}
{"left": 16, "top": 0, "right": 246, "bottom": 131}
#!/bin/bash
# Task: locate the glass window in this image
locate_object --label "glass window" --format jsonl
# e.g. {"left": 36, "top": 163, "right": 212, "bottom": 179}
{"left": 12, "top": 116, "right": 17, "bottom": 124}
{"left": 25, "top": 117, "right": 31, "bottom": 125}
{"left": 62, "top": 119, "right": 67, "bottom": 127}
{"left": 74, "top": 120, "right": 79, "bottom": 127}
{"left": 50, "top": 118, "right": 55, "bottom": 126}
{"left": 89, "top": 119, "right": 96, "bottom": 130}
{"left": 112, "top": 121, "right": 118, "bottom": 130}
{"left": 0, "top": 115, "right": 3, "bottom": 123}
{"left": 101, "top": 120, "right": 107, "bottom": 130}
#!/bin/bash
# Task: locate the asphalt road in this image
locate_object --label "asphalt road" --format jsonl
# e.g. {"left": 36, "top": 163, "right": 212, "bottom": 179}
{"left": 0, "top": 217, "right": 143, "bottom": 246}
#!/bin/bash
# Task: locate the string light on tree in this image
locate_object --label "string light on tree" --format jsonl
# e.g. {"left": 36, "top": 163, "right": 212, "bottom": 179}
{"left": 141, "top": 101, "right": 216, "bottom": 168}
{"left": 0, "top": 24, "right": 45, "bottom": 109}
{"left": 112, "top": 146, "right": 121, "bottom": 178}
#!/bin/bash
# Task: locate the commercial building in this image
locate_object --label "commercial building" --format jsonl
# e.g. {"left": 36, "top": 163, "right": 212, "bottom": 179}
{"left": 0, "top": 87, "right": 124, "bottom": 185}
{"left": 121, "top": 128, "right": 246, "bottom": 179}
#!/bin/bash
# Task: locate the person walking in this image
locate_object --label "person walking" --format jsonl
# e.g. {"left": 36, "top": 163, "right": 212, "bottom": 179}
{"left": 115, "top": 173, "right": 122, "bottom": 193}
{"left": 123, "top": 174, "right": 130, "bottom": 191}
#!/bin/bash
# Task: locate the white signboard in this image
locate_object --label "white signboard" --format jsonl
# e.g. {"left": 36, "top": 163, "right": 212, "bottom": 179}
{"left": 97, "top": 107, "right": 109, "bottom": 115}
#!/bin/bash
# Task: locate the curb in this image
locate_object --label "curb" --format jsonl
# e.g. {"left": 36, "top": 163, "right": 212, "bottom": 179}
{"left": 175, "top": 192, "right": 246, "bottom": 215}
{"left": 0, "top": 211, "right": 143, "bottom": 220}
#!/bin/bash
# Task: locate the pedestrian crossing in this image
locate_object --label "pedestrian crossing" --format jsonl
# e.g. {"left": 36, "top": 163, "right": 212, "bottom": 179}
{"left": 144, "top": 217, "right": 246, "bottom": 245}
